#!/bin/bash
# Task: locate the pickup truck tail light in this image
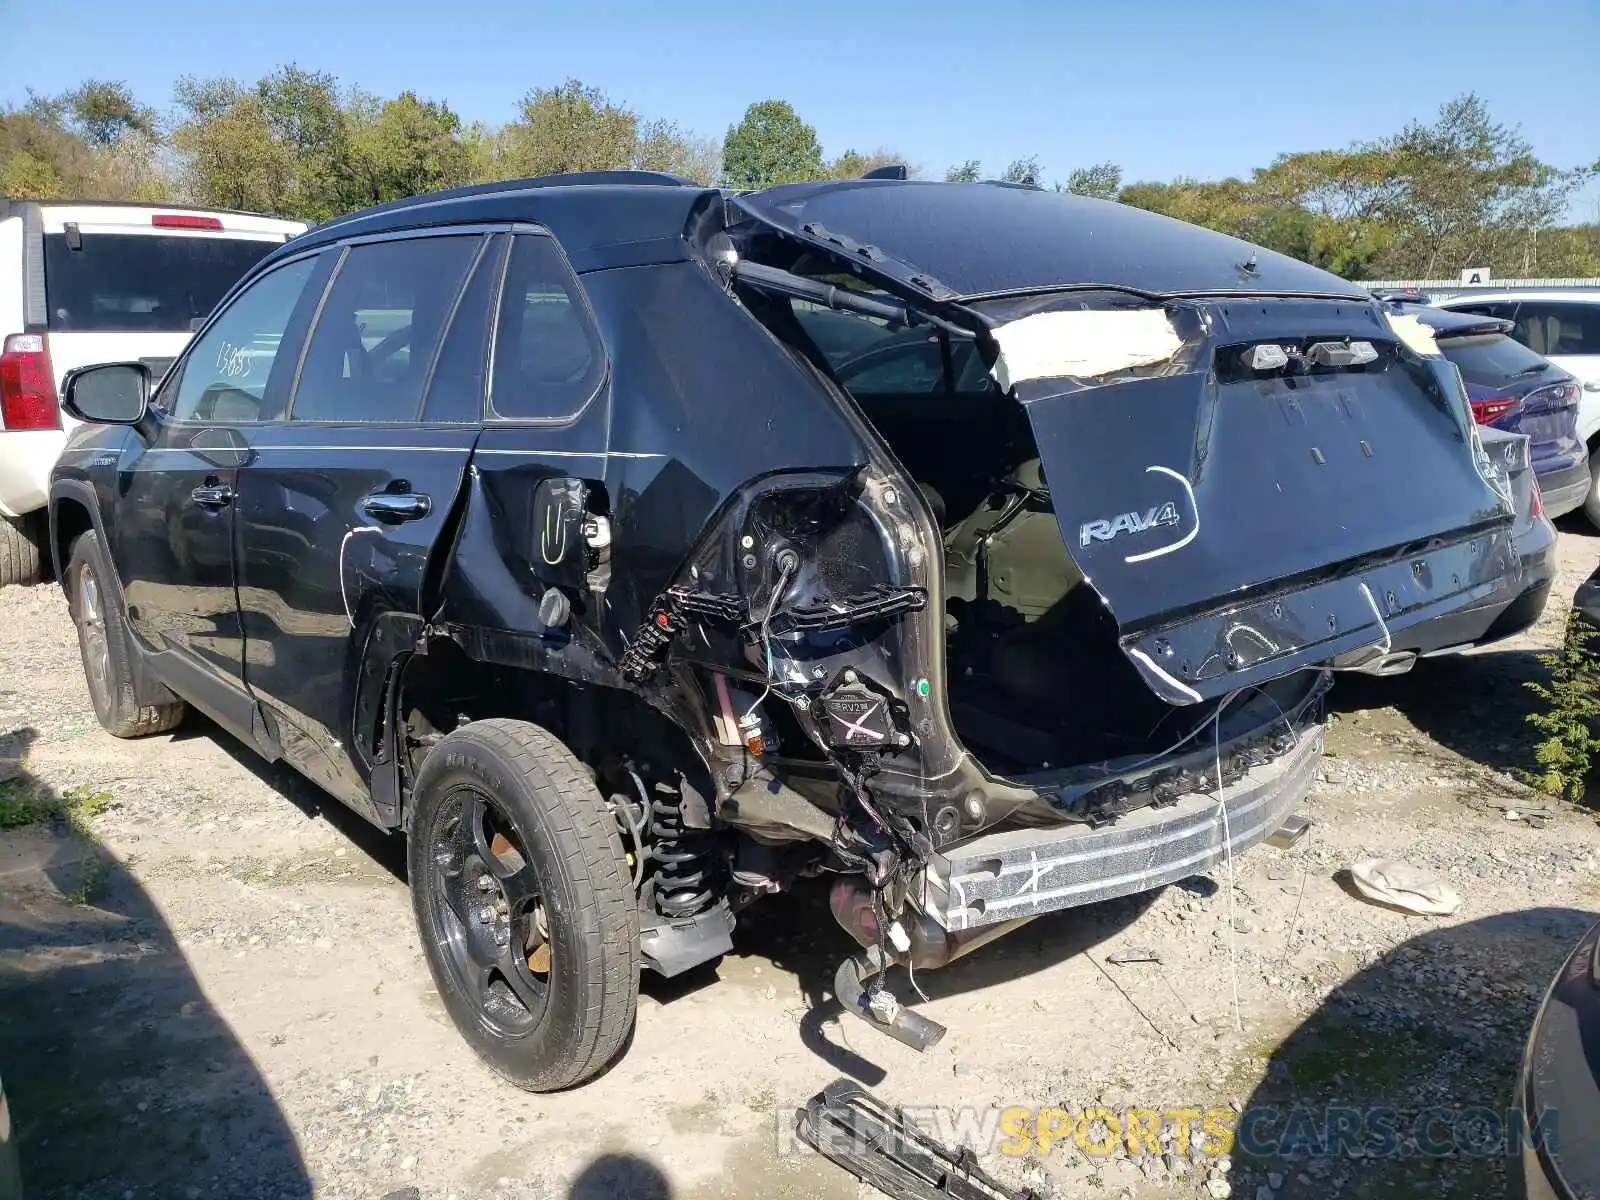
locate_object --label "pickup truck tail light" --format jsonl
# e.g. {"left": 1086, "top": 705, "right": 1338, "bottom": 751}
{"left": 0, "top": 334, "right": 61, "bottom": 431}
{"left": 152, "top": 213, "right": 224, "bottom": 230}
{"left": 1469, "top": 395, "right": 1517, "bottom": 425}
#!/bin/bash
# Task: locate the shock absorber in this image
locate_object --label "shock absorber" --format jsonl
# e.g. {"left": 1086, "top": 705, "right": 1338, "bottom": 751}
{"left": 648, "top": 779, "right": 717, "bottom": 919}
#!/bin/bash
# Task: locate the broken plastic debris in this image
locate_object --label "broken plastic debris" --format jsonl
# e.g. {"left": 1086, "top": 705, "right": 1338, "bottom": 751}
{"left": 989, "top": 308, "right": 1182, "bottom": 390}
{"left": 1106, "top": 947, "right": 1163, "bottom": 966}
{"left": 795, "top": 1078, "right": 1042, "bottom": 1200}
{"left": 1348, "top": 858, "right": 1461, "bottom": 916}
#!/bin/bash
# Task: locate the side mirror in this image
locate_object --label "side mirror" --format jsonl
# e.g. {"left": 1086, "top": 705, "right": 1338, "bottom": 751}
{"left": 61, "top": 362, "right": 150, "bottom": 425}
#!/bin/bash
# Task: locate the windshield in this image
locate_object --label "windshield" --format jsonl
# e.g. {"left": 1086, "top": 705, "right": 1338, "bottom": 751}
{"left": 1436, "top": 332, "right": 1552, "bottom": 387}
{"left": 43, "top": 233, "right": 282, "bottom": 332}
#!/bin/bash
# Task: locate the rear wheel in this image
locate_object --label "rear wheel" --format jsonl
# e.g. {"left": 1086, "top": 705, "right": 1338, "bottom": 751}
{"left": 1583, "top": 450, "right": 1600, "bottom": 531}
{"left": 407, "top": 719, "right": 639, "bottom": 1091}
{"left": 0, "top": 511, "right": 44, "bottom": 587}
{"left": 67, "top": 532, "right": 186, "bottom": 738}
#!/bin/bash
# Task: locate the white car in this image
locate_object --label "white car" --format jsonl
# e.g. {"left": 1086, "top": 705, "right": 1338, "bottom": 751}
{"left": 0, "top": 201, "right": 306, "bottom": 584}
{"left": 1435, "top": 289, "right": 1600, "bottom": 526}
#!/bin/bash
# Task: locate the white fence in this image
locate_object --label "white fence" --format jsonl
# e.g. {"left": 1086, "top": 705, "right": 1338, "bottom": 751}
{"left": 1356, "top": 278, "right": 1600, "bottom": 302}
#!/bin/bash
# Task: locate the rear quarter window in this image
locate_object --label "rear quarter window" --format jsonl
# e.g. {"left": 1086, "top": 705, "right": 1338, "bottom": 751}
{"left": 487, "top": 234, "right": 605, "bottom": 422}
{"left": 43, "top": 233, "right": 281, "bottom": 332}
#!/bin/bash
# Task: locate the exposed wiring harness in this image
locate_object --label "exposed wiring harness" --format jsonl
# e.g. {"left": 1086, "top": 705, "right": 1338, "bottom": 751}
{"left": 741, "top": 557, "right": 799, "bottom": 720}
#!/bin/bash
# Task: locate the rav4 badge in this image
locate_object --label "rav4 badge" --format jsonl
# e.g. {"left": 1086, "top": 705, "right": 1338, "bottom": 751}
{"left": 1079, "top": 502, "right": 1181, "bottom": 548}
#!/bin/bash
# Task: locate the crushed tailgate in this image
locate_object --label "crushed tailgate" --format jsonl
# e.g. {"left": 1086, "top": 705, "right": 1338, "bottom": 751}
{"left": 1011, "top": 299, "right": 1519, "bottom": 702}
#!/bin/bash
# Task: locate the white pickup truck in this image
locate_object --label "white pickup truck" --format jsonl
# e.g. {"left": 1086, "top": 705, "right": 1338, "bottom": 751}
{"left": 0, "top": 201, "right": 306, "bottom": 583}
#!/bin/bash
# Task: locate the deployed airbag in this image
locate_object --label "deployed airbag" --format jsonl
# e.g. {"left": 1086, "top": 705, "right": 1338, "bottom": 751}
{"left": 1384, "top": 312, "right": 1441, "bottom": 357}
{"left": 989, "top": 309, "right": 1182, "bottom": 390}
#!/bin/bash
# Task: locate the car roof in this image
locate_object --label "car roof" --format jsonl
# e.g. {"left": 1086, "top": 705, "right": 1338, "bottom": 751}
{"left": 1390, "top": 302, "right": 1515, "bottom": 338}
{"left": 729, "top": 179, "right": 1368, "bottom": 302}
{"left": 1437, "top": 290, "right": 1600, "bottom": 306}
{"left": 259, "top": 172, "right": 716, "bottom": 273}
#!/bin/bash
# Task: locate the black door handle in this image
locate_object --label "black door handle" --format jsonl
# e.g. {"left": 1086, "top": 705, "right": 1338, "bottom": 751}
{"left": 190, "top": 482, "right": 234, "bottom": 509}
{"left": 361, "top": 491, "right": 432, "bottom": 523}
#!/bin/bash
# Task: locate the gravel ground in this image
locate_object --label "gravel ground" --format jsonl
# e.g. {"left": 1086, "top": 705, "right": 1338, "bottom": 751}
{"left": 0, "top": 523, "right": 1597, "bottom": 1200}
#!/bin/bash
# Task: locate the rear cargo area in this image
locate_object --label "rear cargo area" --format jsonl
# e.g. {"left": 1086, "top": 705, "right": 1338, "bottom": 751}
{"left": 855, "top": 371, "right": 1224, "bottom": 774}
{"left": 745, "top": 286, "right": 1519, "bottom": 781}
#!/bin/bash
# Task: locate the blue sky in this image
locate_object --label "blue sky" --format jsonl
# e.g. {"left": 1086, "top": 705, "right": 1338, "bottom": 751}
{"left": 3, "top": 0, "right": 1596, "bottom": 216}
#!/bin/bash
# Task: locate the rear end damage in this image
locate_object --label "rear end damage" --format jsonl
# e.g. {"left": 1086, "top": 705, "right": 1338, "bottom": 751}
{"left": 631, "top": 221, "right": 1520, "bottom": 1044}
{"left": 716, "top": 232, "right": 1523, "bottom": 1036}
{"left": 412, "top": 186, "right": 1521, "bottom": 1060}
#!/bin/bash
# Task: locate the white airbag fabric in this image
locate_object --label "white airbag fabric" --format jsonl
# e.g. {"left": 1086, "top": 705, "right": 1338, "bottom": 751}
{"left": 990, "top": 309, "right": 1182, "bottom": 391}
{"left": 1384, "top": 312, "right": 1441, "bottom": 357}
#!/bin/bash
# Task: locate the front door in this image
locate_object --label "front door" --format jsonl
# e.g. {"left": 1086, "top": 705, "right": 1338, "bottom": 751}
{"left": 232, "top": 230, "right": 495, "bottom": 809}
{"left": 110, "top": 252, "right": 326, "bottom": 739}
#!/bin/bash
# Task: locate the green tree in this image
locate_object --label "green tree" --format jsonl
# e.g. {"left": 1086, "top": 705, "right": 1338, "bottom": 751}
{"left": 345, "top": 92, "right": 474, "bottom": 206}
{"left": 1001, "top": 155, "right": 1043, "bottom": 186}
{"left": 827, "top": 148, "right": 911, "bottom": 180}
{"left": 631, "top": 118, "right": 722, "bottom": 184}
{"left": 0, "top": 151, "right": 62, "bottom": 198}
{"left": 499, "top": 79, "right": 638, "bottom": 179}
{"left": 1064, "top": 161, "right": 1121, "bottom": 200}
{"left": 173, "top": 68, "right": 358, "bottom": 219}
{"left": 721, "top": 100, "right": 824, "bottom": 189}
{"left": 255, "top": 66, "right": 354, "bottom": 219}
{"left": 63, "top": 80, "right": 154, "bottom": 148}
{"left": 944, "top": 159, "right": 981, "bottom": 183}
{"left": 172, "top": 76, "right": 297, "bottom": 214}
{"left": 1, "top": 93, "right": 169, "bottom": 202}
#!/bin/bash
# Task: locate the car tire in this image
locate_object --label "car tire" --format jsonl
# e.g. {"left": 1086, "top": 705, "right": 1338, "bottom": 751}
{"left": 1584, "top": 450, "right": 1600, "bottom": 532}
{"left": 408, "top": 718, "right": 639, "bottom": 1092}
{"left": 66, "top": 531, "right": 187, "bottom": 738}
{"left": 0, "top": 511, "right": 44, "bottom": 587}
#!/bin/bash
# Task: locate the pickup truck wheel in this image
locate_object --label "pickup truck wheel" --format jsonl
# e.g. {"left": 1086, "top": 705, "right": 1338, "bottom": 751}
{"left": 1583, "top": 450, "right": 1600, "bottom": 531}
{"left": 408, "top": 719, "right": 639, "bottom": 1092}
{"left": 0, "top": 511, "right": 44, "bottom": 587}
{"left": 67, "top": 532, "right": 186, "bottom": 738}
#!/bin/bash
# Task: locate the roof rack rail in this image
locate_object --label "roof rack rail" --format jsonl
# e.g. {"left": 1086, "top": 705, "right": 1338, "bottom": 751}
{"left": 314, "top": 170, "right": 697, "bottom": 233}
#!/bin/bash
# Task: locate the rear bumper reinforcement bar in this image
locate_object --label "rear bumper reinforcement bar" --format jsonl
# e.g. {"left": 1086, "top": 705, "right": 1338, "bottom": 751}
{"left": 915, "top": 723, "right": 1323, "bottom": 930}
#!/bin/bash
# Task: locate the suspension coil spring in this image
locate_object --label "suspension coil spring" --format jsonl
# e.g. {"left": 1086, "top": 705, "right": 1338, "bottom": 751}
{"left": 649, "top": 780, "right": 716, "bottom": 919}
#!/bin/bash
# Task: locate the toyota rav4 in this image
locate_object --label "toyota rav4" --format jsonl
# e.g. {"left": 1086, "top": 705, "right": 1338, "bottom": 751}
{"left": 49, "top": 172, "right": 1524, "bottom": 1090}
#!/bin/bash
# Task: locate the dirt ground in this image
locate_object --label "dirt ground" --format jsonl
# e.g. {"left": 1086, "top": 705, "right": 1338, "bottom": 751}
{"left": 1, "top": 524, "right": 1598, "bottom": 1200}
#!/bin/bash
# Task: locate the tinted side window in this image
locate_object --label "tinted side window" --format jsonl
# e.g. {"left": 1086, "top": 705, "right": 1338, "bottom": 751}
{"left": 421, "top": 236, "right": 504, "bottom": 423}
{"left": 167, "top": 256, "right": 319, "bottom": 423}
{"left": 43, "top": 233, "right": 283, "bottom": 332}
{"left": 292, "top": 235, "right": 481, "bottom": 423}
{"left": 488, "top": 235, "right": 604, "bottom": 421}
{"left": 1448, "top": 301, "right": 1517, "bottom": 322}
{"left": 793, "top": 300, "right": 994, "bottom": 395}
{"left": 1516, "top": 303, "right": 1600, "bottom": 357}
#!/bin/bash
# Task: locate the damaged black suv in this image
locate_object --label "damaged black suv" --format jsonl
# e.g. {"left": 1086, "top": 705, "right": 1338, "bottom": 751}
{"left": 49, "top": 172, "right": 1523, "bottom": 1090}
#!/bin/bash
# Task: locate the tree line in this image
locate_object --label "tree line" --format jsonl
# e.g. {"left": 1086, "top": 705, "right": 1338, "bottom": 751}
{"left": 2, "top": 71, "right": 1595, "bottom": 279}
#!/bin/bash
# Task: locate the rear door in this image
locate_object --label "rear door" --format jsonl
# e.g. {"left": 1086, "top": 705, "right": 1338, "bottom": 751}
{"left": 232, "top": 228, "right": 493, "bottom": 808}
